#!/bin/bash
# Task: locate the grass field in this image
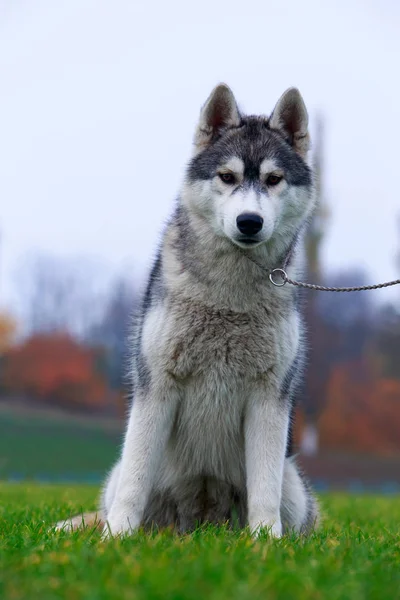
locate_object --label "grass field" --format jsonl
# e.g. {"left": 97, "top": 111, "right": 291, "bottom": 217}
{"left": 0, "top": 484, "right": 399, "bottom": 600}
{"left": 0, "top": 410, "right": 121, "bottom": 479}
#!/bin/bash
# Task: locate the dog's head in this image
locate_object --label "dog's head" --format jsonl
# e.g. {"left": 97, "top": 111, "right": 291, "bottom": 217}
{"left": 183, "top": 84, "right": 315, "bottom": 250}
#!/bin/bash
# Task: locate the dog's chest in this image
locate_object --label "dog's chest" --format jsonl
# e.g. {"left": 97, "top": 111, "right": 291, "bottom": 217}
{"left": 144, "top": 298, "right": 298, "bottom": 483}
{"left": 161, "top": 300, "right": 287, "bottom": 380}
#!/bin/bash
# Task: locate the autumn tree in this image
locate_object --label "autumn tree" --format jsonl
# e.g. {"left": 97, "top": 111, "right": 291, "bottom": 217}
{"left": 0, "top": 313, "right": 16, "bottom": 354}
{"left": 86, "top": 276, "right": 137, "bottom": 417}
{"left": 296, "top": 116, "right": 377, "bottom": 456}
{"left": 0, "top": 312, "right": 17, "bottom": 396}
{"left": 2, "top": 332, "right": 108, "bottom": 411}
{"left": 320, "top": 359, "right": 400, "bottom": 456}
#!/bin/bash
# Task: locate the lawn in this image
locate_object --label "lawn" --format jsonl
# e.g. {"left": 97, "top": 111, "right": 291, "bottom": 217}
{"left": 0, "top": 411, "right": 121, "bottom": 480}
{"left": 0, "top": 484, "right": 399, "bottom": 600}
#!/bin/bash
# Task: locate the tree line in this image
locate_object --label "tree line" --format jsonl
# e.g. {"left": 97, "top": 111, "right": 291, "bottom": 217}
{"left": 0, "top": 117, "right": 399, "bottom": 456}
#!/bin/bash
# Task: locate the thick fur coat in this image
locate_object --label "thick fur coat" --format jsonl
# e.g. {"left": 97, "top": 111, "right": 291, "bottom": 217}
{"left": 58, "top": 85, "right": 319, "bottom": 537}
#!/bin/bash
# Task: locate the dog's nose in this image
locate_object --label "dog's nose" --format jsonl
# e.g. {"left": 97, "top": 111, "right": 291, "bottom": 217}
{"left": 236, "top": 213, "right": 264, "bottom": 236}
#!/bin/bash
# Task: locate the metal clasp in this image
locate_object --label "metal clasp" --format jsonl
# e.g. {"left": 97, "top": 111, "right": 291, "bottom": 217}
{"left": 269, "top": 268, "right": 288, "bottom": 287}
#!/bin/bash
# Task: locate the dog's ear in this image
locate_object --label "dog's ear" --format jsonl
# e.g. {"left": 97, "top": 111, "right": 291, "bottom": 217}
{"left": 269, "top": 88, "right": 309, "bottom": 158}
{"left": 195, "top": 84, "right": 241, "bottom": 149}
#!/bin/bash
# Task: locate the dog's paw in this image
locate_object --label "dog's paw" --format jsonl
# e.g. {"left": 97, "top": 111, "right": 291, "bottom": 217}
{"left": 52, "top": 512, "right": 103, "bottom": 534}
{"left": 101, "top": 509, "right": 141, "bottom": 539}
{"left": 53, "top": 518, "right": 75, "bottom": 533}
{"left": 250, "top": 517, "right": 282, "bottom": 539}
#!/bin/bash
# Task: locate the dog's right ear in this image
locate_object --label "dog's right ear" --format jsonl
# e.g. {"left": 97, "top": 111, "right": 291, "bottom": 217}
{"left": 269, "top": 88, "right": 310, "bottom": 158}
{"left": 194, "top": 84, "right": 241, "bottom": 150}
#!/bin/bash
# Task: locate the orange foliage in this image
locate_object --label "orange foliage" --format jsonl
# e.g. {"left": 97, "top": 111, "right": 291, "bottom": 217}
{"left": 319, "top": 359, "right": 400, "bottom": 456}
{"left": 3, "top": 333, "right": 108, "bottom": 409}
{"left": 0, "top": 313, "right": 17, "bottom": 353}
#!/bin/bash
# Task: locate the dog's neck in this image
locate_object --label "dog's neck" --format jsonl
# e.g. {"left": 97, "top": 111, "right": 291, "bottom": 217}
{"left": 163, "top": 205, "right": 301, "bottom": 311}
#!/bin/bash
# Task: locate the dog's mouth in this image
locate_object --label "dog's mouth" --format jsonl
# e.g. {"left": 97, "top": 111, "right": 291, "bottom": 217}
{"left": 239, "top": 238, "right": 259, "bottom": 245}
{"left": 231, "top": 236, "right": 264, "bottom": 249}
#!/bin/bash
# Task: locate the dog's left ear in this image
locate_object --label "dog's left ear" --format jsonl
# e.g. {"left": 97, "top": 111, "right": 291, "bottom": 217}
{"left": 269, "top": 88, "right": 309, "bottom": 158}
{"left": 195, "top": 84, "right": 241, "bottom": 150}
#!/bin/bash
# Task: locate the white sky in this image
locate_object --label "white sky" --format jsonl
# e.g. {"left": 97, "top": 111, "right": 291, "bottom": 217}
{"left": 1, "top": 0, "right": 400, "bottom": 317}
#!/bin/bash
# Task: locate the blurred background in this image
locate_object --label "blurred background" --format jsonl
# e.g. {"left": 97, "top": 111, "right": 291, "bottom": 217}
{"left": 0, "top": 0, "right": 399, "bottom": 491}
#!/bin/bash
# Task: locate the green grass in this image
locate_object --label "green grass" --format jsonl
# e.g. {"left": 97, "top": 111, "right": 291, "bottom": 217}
{"left": 0, "top": 484, "right": 399, "bottom": 600}
{"left": 0, "top": 412, "right": 121, "bottom": 479}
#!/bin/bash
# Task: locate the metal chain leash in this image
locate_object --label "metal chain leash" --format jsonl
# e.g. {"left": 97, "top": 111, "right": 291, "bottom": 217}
{"left": 239, "top": 249, "right": 400, "bottom": 292}
{"left": 269, "top": 268, "right": 400, "bottom": 292}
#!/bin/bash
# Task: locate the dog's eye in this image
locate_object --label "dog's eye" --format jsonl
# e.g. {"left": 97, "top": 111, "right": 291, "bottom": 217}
{"left": 219, "top": 172, "right": 236, "bottom": 185}
{"left": 266, "top": 174, "right": 283, "bottom": 186}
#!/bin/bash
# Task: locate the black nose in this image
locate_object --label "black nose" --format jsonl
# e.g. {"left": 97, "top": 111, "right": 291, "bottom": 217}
{"left": 236, "top": 213, "right": 264, "bottom": 236}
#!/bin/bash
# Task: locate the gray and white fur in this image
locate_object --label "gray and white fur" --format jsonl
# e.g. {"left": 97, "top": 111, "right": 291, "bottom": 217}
{"left": 62, "top": 84, "right": 320, "bottom": 537}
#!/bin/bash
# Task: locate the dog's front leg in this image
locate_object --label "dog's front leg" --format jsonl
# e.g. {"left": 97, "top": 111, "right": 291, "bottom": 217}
{"left": 244, "top": 383, "right": 289, "bottom": 538}
{"left": 105, "top": 385, "right": 178, "bottom": 537}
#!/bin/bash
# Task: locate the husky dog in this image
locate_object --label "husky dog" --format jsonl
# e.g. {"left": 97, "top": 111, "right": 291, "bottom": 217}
{"left": 58, "top": 85, "right": 319, "bottom": 537}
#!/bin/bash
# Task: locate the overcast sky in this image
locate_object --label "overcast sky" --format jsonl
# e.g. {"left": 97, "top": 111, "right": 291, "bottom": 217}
{"left": 1, "top": 0, "right": 400, "bottom": 318}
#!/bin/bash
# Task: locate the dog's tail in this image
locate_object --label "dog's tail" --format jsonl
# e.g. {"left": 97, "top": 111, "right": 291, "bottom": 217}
{"left": 54, "top": 511, "right": 104, "bottom": 532}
